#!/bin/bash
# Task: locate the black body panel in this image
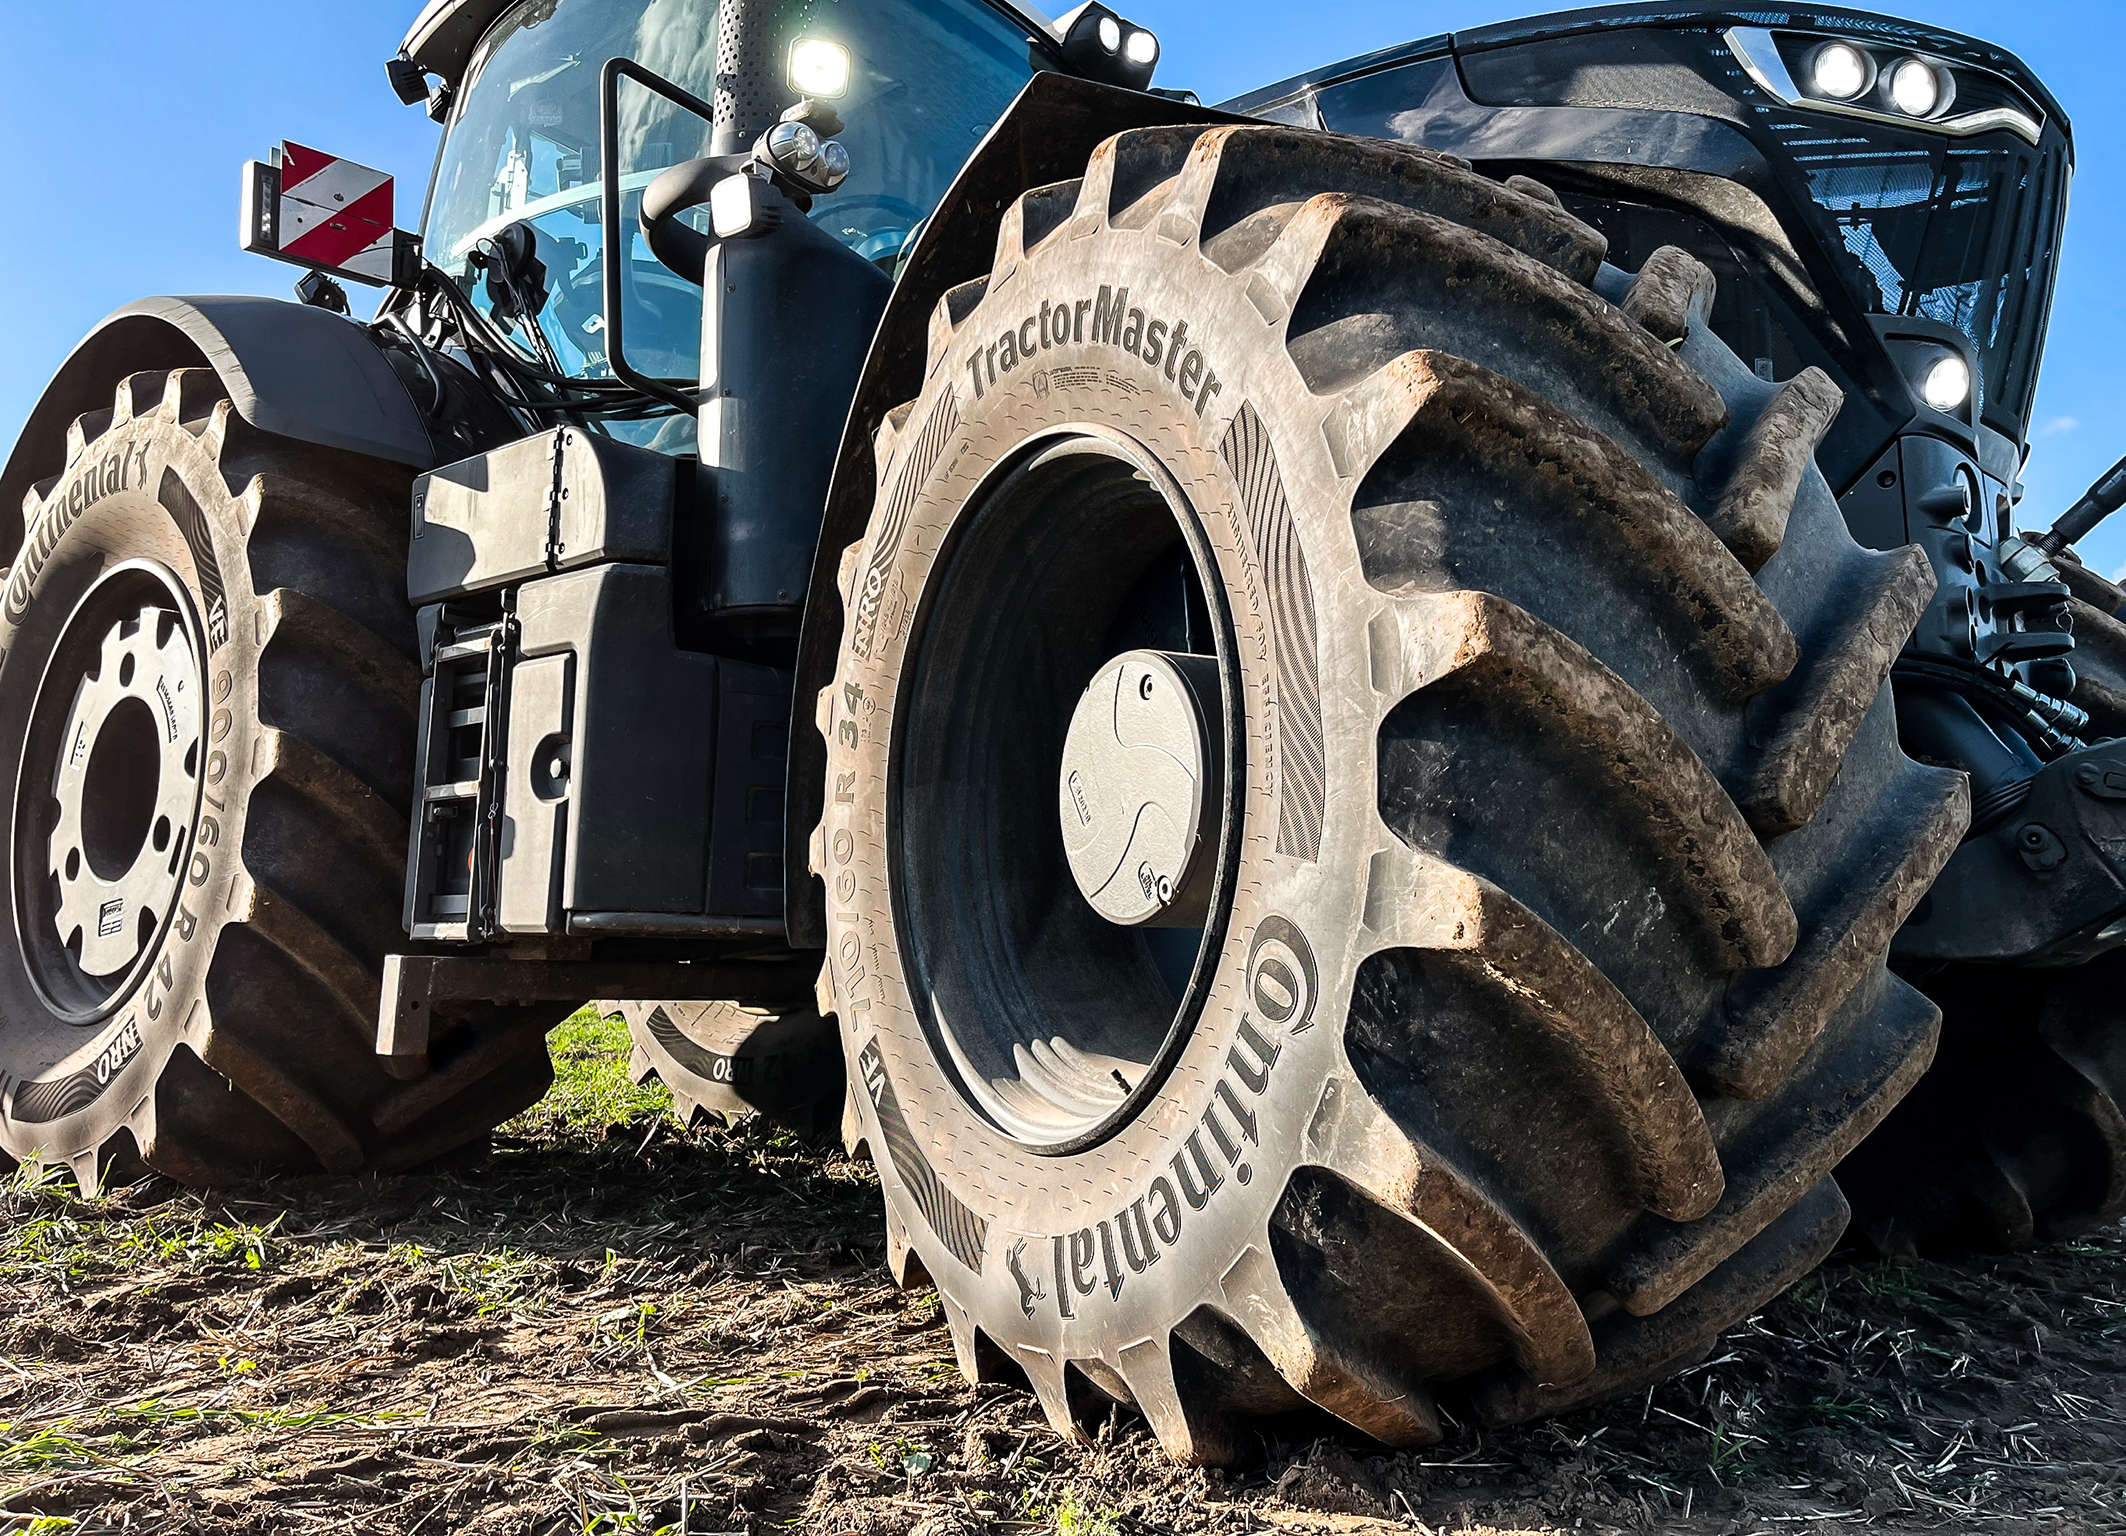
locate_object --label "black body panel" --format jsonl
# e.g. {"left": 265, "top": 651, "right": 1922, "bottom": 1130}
{"left": 692, "top": 192, "right": 892, "bottom": 649}
{"left": 409, "top": 429, "right": 678, "bottom": 605}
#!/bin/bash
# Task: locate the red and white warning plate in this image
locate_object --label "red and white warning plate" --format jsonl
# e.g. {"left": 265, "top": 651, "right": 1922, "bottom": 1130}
{"left": 241, "top": 141, "right": 412, "bottom": 285}
{"left": 276, "top": 143, "right": 396, "bottom": 277}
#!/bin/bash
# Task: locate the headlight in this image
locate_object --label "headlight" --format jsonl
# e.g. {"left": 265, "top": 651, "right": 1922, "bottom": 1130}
{"left": 1057, "top": 3, "right": 1158, "bottom": 89}
{"left": 1808, "top": 41, "right": 1871, "bottom": 101}
{"left": 1888, "top": 57, "right": 1944, "bottom": 117}
{"left": 1922, "top": 354, "right": 1971, "bottom": 413}
{"left": 760, "top": 119, "right": 851, "bottom": 193}
{"left": 767, "top": 120, "right": 821, "bottom": 166}
{"left": 787, "top": 37, "right": 851, "bottom": 99}
{"left": 1724, "top": 30, "right": 2033, "bottom": 143}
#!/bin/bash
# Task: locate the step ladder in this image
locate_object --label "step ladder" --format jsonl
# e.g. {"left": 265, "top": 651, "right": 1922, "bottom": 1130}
{"left": 404, "top": 607, "right": 514, "bottom": 942}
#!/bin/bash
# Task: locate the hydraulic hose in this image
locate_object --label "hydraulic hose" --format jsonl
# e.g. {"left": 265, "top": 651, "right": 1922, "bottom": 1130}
{"left": 2038, "top": 449, "right": 2126, "bottom": 554}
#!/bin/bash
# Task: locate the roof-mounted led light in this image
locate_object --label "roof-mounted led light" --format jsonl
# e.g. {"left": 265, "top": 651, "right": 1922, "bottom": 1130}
{"left": 1056, "top": 3, "right": 1159, "bottom": 90}
{"left": 1724, "top": 29, "right": 2039, "bottom": 144}
{"left": 1808, "top": 41, "right": 1871, "bottom": 101}
{"left": 1888, "top": 56, "right": 1946, "bottom": 118}
{"left": 787, "top": 37, "right": 851, "bottom": 99}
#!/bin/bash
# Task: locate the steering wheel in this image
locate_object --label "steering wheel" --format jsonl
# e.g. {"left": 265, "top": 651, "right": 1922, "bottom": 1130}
{"left": 808, "top": 193, "right": 927, "bottom": 268}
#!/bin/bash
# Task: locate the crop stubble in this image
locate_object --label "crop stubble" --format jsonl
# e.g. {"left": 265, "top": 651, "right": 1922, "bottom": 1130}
{"left": 1, "top": 1012, "right": 2121, "bottom": 1534}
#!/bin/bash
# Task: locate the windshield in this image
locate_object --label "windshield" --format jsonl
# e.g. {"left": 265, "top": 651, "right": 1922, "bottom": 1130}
{"left": 1775, "top": 122, "right": 2066, "bottom": 434}
{"left": 423, "top": 0, "right": 1046, "bottom": 428}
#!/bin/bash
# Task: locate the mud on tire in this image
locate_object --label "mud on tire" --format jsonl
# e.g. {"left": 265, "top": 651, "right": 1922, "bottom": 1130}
{"left": 0, "top": 370, "right": 558, "bottom": 1189}
{"left": 812, "top": 124, "right": 1973, "bottom": 1463}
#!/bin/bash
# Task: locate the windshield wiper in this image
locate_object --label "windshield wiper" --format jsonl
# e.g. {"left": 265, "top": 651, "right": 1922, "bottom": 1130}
{"left": 510, "top": 53, "right": 582, "bottom": 97}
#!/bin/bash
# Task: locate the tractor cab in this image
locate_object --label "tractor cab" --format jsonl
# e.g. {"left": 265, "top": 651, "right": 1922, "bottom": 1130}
{"left": 410, "top": 0, "right": 1069, "bottom": 444}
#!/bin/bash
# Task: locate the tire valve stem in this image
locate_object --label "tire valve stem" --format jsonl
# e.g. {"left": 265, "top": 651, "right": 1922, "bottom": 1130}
{"left": 1112, "top": 1068, "right": 1133, "bottom": 1095}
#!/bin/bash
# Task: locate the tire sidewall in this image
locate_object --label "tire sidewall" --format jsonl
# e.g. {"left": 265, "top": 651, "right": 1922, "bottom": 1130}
{"left": 0, "top": 404, "right": 263, "bottom": 1163}
{"left": 619, "top": 999, "right": 844, "bottom": 1131}
{"left": 824, "top": 223, "right": 1387, "bottom": 1360}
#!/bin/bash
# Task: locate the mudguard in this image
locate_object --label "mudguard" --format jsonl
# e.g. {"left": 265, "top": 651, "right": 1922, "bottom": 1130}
{"left": 782, "top": 73, "right": 1244, "bottom": 945}
{"left": 0, "top": 295, "right": 436, "bottom": 567}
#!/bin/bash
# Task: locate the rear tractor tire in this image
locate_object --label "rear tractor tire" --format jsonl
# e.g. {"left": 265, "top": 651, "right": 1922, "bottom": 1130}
{"left": 1833, "top": 555, "right": 2126, "bottom": 1256}
{"left": 1840, "top": 959, "right": 2126, "bottom": 1258}
{"left": 816, "top": 124, "right": 1967, "bottom": 1462}
{"left": 606, "top": 998, "right": 844, "bottom": 1139}
{"left": 0, "top": 369, "right": 559, "bottom": 1191}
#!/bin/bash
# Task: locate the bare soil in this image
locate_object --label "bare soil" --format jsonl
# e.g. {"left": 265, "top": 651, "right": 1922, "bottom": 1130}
{"left": 4, "top": 1027, "right": 2123, "bottom": 1535}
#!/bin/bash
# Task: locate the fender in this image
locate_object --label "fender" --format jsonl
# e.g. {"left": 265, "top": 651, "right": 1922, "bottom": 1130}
{"left": 783, "top": 74, "right": 1245, "bottom": 945}
{"left": 0, "top": 295, "right": 437, "bottom": 567}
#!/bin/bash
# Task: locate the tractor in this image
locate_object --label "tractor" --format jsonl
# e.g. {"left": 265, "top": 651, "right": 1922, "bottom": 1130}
{"left": 0, "top": 0, "right": 2116, "bottom": 1461}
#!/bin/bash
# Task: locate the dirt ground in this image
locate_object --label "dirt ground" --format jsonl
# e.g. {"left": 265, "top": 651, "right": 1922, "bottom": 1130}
{"left": 3, "top": 1015, "right": 2123, "bottom": 1535}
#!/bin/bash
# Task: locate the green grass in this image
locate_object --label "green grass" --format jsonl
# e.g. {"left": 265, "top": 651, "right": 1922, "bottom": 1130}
{"left": 0, "top": 1420, "right": 104, "bottom": 1477}
{"left": 1050, "top": 1489, "right": 1124, "bottom": 1536}
{"left": 1848, "top": 1261, "right": 1942, "bottom": 1305}
{"left": 0, "top": 1169, "right": 283, "bottom": 1285}
{"left": 102, "top": 1400, "right": 393, "bottom": 1434}
{"left": 390, "top": 1243, "right": 558, "bottom": 1317}
{"left": 1804, "top": 1395, "right": 1881, "bottom": 1429}
{"left": 505, "top": 1006, "right": 673, "bottom": 1142}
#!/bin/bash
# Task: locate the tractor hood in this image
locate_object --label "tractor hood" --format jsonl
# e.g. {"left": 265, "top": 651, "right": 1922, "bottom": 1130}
{"left": 1226, "top": 4, "right": 2066, "bottom": 138}
{"left": 1224, "top": 3, "right": 2073, "bottom": 473}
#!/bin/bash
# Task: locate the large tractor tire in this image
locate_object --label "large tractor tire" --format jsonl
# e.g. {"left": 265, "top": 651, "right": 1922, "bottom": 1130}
{"left": 0, "top": 368, "right": 559, "bottom": 1191}
{"left": 813, "top": 124, "right": 1967, "bottom": 1462}
{"left": 1839, "top": 958, "right": 2126, "bottom": 1254}
{"left": 605, "top": 998, "right": 844, "bottom": 1139}
{"left": 1831, "top": 550, "right": 2126, "bottom": 1256}
{"left": 2053, "top": 552, "right": 2126, "bottom": 740}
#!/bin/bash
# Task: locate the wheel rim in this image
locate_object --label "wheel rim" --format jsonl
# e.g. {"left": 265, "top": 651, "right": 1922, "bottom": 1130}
{"left": 888, "top": 431, "right": 1243, "bottom": 1152}
{"left": 14, "top": 561, "right": 204, "bottom": 1022}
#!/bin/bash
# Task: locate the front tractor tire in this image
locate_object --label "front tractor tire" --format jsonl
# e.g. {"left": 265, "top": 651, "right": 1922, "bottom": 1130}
{"left": 816, "top": 125, "right": 1968, "bottom": 1460}
{"left": 0, "top": 369, "right": 557, "bottom": 1190}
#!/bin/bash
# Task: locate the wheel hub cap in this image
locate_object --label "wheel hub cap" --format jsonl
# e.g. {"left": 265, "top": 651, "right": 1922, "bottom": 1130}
{"left": 47, "top": 608, "right": 200, "bottom": 978}
{"left": 1058, "top": 648, "right": 1223, "bottom": 928}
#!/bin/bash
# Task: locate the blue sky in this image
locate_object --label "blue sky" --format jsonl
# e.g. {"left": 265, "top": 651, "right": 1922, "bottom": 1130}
{"left": 4, "top": 1, "right": 2123, "bottom": 569}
